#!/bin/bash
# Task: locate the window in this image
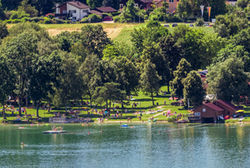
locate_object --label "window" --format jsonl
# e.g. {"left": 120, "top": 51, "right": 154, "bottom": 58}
{"left": 202, "top": 108, "right": 206, "bottom": 112}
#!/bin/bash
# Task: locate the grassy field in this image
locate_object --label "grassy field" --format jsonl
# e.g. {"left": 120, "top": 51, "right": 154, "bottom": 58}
{"left": 7, "top": 22, "right": 215, "bottom": 46}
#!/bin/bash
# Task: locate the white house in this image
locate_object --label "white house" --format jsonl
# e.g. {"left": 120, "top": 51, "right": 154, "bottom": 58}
{"left": 56, "top": 1, "right": 90, "bottom": 21}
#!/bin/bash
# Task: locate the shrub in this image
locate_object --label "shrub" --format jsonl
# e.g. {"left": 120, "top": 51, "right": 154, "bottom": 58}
{"left": 43, "top": 17, "right": 53, "bottom": 24}
{"left": 54, "top": 18, "right": 67, "bottom": 24}
{"left": 80, "top": 14, "right": 102, "bottom": 23}
{"left": 166, "top": 115, "right": 177, "bottom": 122}
{"left": 166, "top": 15, "right": 183, "bottom": 22}
{"left": 195, "top": 18, "right": 205, "bottom": 26}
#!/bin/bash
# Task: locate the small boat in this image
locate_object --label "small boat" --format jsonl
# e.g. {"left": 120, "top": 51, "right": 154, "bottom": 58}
{"left": 121, "top": 124, "right": 128, "bottom": 128}
{"left": 43, "top": 130, "right": 67, "bottom": 134}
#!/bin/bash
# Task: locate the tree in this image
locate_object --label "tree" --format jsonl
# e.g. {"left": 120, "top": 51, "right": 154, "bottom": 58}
{"left": 214, "top": 44, "right": 250, "bottom": 72}
{"left": 207, "top": 57, "right": 249, "bottom": 103}
{"left": 79, "top": 54, "right": 103, "bottom": 106}
{"left": 1, "top": 31, "right": 39, "bottom": 116}
{"left": 0, "top": 0, "right": 6, "bottom": 20}
{"left": 237, "top": 0, "right": 249, "bottom": 9}
{"left": 141, "top": 41, "right": 170, "bottom": 85}
{"left": 52, "top": 53, "right": 84, "bottom": 110}
{"left": 0, "top": 22, "right": 8, "bottom": 40}
{"left": 29, "top": 50, "right": 62, "bottom": 117}
{"left": 140, "top": 60, "right": 161, "bottom": 106}
{"left": 93, "top": 82, "right": 126, "bottom": 109}
{"left": 111, "top": 57, "right": 139, "bottom": 95}
{"left": 171, "top": 58, "right": 192, "bottom": 99}
{"left": 214, "top": 12, "right": 248, "bottom": 38}
{"left": 18, "top": 0, "right": 38, "bottom": 17}
{"left": 0, "top": 57, "right": 15, "bottom": 119}
{"left": 81, "top": 25, "right": 111, "bottom": 57}
{"left": 183, "top": 71, "right": 205, "bottom": 107}
{"left": 115, "top": 0, "right": 141, "bottom": 23}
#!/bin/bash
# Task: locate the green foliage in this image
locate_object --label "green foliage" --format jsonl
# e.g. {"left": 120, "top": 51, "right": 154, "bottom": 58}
{"left": 115, "top": 0, "right": 143, "bottom": 23}
{"left": 237, "top": 0, "right": 249, "bottom": 9}
{"left": 140, "top": 60, "right": 161, "bottom": 105}
{"left": 207, "top": 57, "right": 249, "bottom": 103}
{"left": 183, "top": 71, "right": 205, "bottom": 107}
{"left": 171, "top": 58, "right": 192, "bottom": 99}
{"left": 18, "top": 0, "right": 38, "bottom": 17}
{"left": 81, "top": 14, "right": 102, "bottom": 23}
{"left": 93, "top": 82, "right": 126, "bottom": 108}
{"left": 195, "top": 18, "right": 205, "bottom": 26}
{"left": 214, "top": 11, "right": 248, "bottom": 38}
{"left": 177, "top": 0, "right": 227, "bottom": 19}
{"left": 81, "top": 25, "right": 111, "bottom": 57}
{"left": 0, "top": 0, "right": 6, "bottom": 20}
{"left": 149, "top": 5, "right": 168, "bottom": 21}
{"left": 0, "top": 22, "right": 8, "bottom": 39}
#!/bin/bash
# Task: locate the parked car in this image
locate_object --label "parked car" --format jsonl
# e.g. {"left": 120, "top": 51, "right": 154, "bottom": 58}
{"left": 103, "top": 16, "right": 113, "bottom": 21}
{"left": 172, "top": 23, "right": 178, "bottom": 27}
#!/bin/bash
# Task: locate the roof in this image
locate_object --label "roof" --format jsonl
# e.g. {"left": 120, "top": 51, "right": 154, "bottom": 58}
{"left": 214, "top": 100, "right": 237, "bottom": 112}
{"left": 204, "top": 103, "right": 224, "bottom": 112}
{"left": 90, "top": 10, "right": 103, "bottom": 16}
{"left": 67, "top": 1, "right": 89, "bottom": 9}
{"left": 97, "top": 6, "right": 117, "bottom": 13}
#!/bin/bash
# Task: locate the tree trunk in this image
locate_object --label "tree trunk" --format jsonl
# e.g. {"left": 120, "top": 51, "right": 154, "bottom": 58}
{"left": 151, "top": 92, "right": 154, "bottom": 106}
{"left": 18, "top": 97, "right": 22, "bottom": 116}
{"left": 106, "top": 100, "right": 108, "bottom": 109}
{"left": 36, "top": 102, "right": 40, "bottom": 118}
{"left": 89, "top": 95, "right": 92, "bottom": 108}
{"left": 2, "top": 102, "right": 6, "bottom": 119}
{"left": 47, "top": 103, "right": 51, "bottom": 113}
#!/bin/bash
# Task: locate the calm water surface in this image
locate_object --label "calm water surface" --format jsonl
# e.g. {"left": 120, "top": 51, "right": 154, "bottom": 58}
{"left": 0, "top": 124, "right": 249, "bottom": 168}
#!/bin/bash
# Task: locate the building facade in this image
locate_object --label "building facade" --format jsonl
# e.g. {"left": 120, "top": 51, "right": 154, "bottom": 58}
{"left": 56, "top": 1, "right": 90, "bottom": 21}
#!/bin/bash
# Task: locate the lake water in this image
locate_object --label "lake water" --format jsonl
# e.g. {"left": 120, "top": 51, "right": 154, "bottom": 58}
{"left": 0, "top": 124, "right": 249, "bottom": 168}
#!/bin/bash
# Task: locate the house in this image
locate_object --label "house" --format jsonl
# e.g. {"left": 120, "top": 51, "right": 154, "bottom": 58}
{"left": 55, "top": 1, "right": 90, "bottom": 21}
{"left": 96, "top": 6, "right": 118, "bottom": 13}
{"left": 191, "top": 103, "right": 224, "bottom": 123}
{"left": 190, "top": 100, "right": 238, "bottom": 123}
{"left": 119, "top": 0, "right": 153, "bottom": 10}
{"left": 154, "top": 0, "right": 180, "bottom": 13}
{"left": 214, "top": 100, "right": 238, "bottom": 116}
{"left": 226, "top": 0, "right": 238, "bottom": 6}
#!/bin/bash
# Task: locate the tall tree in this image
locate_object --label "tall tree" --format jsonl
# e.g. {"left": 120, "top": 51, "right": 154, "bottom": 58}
{"left": 207, "top": 57, "right": 249, "bottom": 103}
{"left": 81, "top": 25, "right": 111, "bottom": 57}
{"left": 79, "top": 54, "right": 103, "bottom": 106}
{"left": 171, "top": 58, "right": 192, "bottom": 99}
{"left": 0, "top": 57, "right": 15, "bottom": 119}
{"left": 140, "top": 60, "right": 161, "bottom": 106}
{"left": 183, "top": 71, "right": 205, "bottom": 107}
{"left": 93, "top": 82, "right": 126, "bottom": 109}
{"left": 29, "top": 50, "right": 62, "bottom": 117}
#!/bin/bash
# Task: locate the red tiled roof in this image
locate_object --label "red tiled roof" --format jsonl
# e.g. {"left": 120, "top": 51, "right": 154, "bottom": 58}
{"left": 204, "top": 103, "right": 224, "bottom": 112}
{"left": 90, "top": 10, "right": 103, "bottom": 16}
{"left": 68, "top": 1, "right": 89, "bottom": 9}
{"left": 97, "top": 6, "right": 117, "bottom": 13}
{"left": 214, "top": 100, "right": 237, "bottom": 112}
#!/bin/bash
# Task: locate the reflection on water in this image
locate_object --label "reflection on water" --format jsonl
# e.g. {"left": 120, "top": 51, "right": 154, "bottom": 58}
{"left": 0, "top": 124, "right": 249, "bottom": 168}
